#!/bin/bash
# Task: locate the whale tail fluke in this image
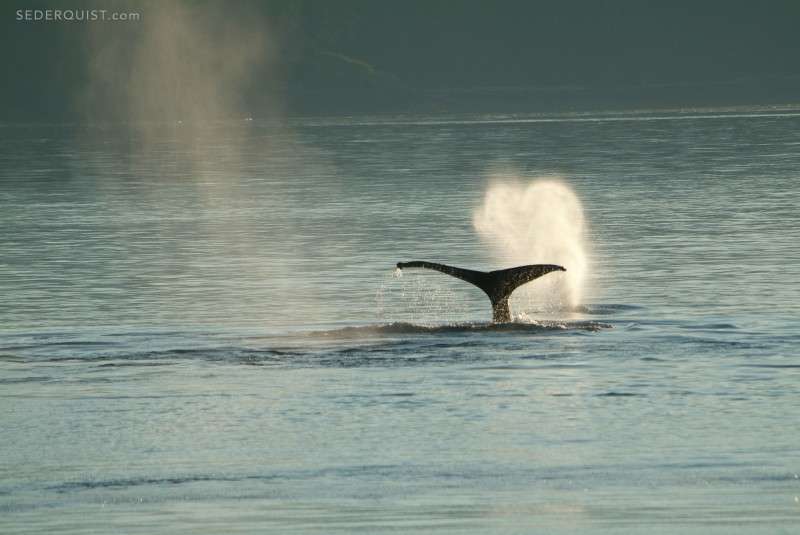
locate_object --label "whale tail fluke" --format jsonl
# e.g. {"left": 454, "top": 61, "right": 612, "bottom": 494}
{"left": 396, "top": 261, "right": 565, "bottom": 322}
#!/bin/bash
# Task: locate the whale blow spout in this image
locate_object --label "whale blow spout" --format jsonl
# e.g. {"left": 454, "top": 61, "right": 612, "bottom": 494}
{"left": 395, "top": 261, "right": 566, "bottom": 322}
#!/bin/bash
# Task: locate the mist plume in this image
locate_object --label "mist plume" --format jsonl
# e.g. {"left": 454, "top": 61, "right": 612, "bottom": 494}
{"left": 473, "top": 175, "right": 589, "bottom": 310}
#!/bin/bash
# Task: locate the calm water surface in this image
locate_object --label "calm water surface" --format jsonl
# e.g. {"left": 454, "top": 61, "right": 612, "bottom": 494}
{"left": 1, "top": 109, "right": 800, "bottom": 533}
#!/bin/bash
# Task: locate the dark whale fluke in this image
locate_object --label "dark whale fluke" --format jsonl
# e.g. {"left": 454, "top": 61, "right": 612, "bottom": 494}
{"left": 396, "top": 261, "right": 566, "bottom": 322}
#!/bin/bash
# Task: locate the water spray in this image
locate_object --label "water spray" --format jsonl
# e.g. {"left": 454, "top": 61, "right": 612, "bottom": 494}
{"left": 473, "top": 176, "right": 588, "bottom": 310}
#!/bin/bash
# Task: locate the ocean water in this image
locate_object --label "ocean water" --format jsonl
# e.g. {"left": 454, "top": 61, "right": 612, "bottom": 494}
{"left": 1, "top": 109, "right": 799, "bottom": 533}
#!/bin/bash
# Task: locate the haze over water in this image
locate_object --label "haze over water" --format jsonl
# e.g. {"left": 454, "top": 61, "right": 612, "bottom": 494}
{"left": 2, "top": 108, "right": 800, "bottom": 533}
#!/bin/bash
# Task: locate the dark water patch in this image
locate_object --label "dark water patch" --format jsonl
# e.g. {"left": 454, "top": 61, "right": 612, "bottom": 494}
{"left": 0, "top": 340, "right": 121, "bottom": 352}
{"left": 104, "top": 330, "right": 195, "bottom": 338}
{"left": 47, "top": 464, "right": 412, "bottom": 494}
{"left": 657, "top": 335, "right": 763, "bottom": 350}
{"left": 0, "top": 342, "right": 501, "bottom": 369}
{"left": 48, "top": 474, "right": 265, "bottom": 493}
{"left": 0, "top": 376, "right": 51, "bottom": 384}
{"left": 419, "top": 340, "right": 488, "bottom": 350}
{"left": 471, "top": 392, "right": 529, "bottom": 397}
{"left": 682, "top": 323, "right": 739, "bottom": 331}
{"left": 50, "top": 376, "right": 124, "bottom": 385}
{"left": 61, "top": 393, "right": 238, "bottom": 401}
{"left": 714, "top": 472, "right": 800, "bottom": 483}
{"left": 472, "top": 363, "right": 591, "bottom": 370}
{"left": 193, "top": 347, "right": 303, "bottom": 367}
{"left": 0, "top": 331, "right": 81, "bottom": 341}
{"left": 309, "top": 339, "right": 598, "bottom": 368}
{"left": 740, "top": 363, "right": 800, "bottom": 369}
{"left": 0, "top": 320, "right": 611, "bottom": 367}
{"left": 95, "top": 361, "right": 177, "bottom": 368}
{"left": 27, "top": 456, "right": 800, "bottom": 500}
{"left": 0, "top": 335, "right": 610, "bottom": 370}
{"left": 579, "top": 303, "right": 644, "bottom": 315}
{"left": 469, "top": 364, "right": 540, "bottom": 370}
{"left": 327, "top": 341, "right": 415, "bottom": 356}
{"left": 667, "top": 390, "right": 698, "bottom": 396}
{"left": 652, "top": 460, "right": 753, "bottom": 470}
{"left": 313, "top": 321, "right": 612, "bottom": 338}
{"left": 517, "top": 353, "right": 555, "bottom": 360}
{"left": 33, "top": 347, "right": 304, "bottom": 366}
{"left": 311, "top": 351, "right": 467, "bottom": 369}
{"left": 596, "top": 392, "right": 644, "bottom": 397}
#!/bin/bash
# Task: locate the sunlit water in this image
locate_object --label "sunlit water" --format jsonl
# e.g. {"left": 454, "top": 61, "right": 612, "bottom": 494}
{"left": 2, "top": 109, "right": 800, "bottom": 533}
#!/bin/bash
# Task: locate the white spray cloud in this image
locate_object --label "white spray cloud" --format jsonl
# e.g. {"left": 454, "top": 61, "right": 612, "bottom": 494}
{"left": 83, "top": 1, "right": 278, "bottom": 125}
{"left": 473, "top": 173, "right": 589, "bottom": 310}
{"left": 75, "top": 2, "right": 338, "bottom": 326}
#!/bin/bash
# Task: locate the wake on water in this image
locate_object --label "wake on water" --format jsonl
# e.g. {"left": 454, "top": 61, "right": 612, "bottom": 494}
{"left": 312, "top": 319, "right": 612, "bottom": 339}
